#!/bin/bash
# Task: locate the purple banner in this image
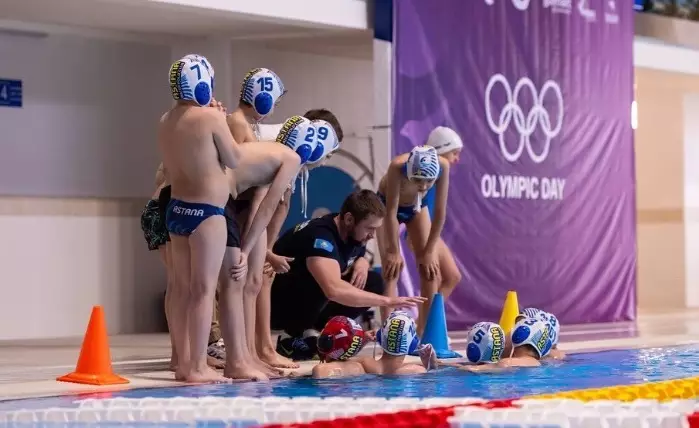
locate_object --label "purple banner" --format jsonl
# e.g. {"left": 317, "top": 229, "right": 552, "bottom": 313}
{"left": 393, "top": 0, "right": 636, "bottom": 329}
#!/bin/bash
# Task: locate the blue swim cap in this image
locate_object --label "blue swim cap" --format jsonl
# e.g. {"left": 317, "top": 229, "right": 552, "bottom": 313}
{"left": 306, "top": 120, "right": 340, "bottom": 167}
{"left": 466, "top": 322, "right": 505, "bottom": 364}
{"left": 376, "top": 311, "right": 420, "bottom": 356}
{"left": 169, "top": 56, "right": 214, "bottom": 107}
{"left": 239, "top": 68, "right": 286, "bottom": 117}
{"left": 406, "top": 146, "right": 441, "bottom": 180}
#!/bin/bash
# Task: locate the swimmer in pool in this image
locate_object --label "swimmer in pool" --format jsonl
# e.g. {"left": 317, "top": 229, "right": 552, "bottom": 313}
{"left": 514, "top": 308, "right": 566, "bottom": 360}
{"left": 312, "top": 311, "right": 436, "bottom": 379}
{"left": 454, "top": 317, "right": 555, "bottom": 373}
{"left": 219, "top": 116, "right": 325, "bottom": 380}
{"left": 159, "top": 55, "right": 242, "bottom": 383}
{"left": 375, "top": 145, "right": 450, "bottom": 335}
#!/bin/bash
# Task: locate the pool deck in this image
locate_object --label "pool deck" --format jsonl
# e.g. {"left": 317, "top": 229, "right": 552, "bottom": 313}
{"left": 1, "top": 310, "right": 698, "bottom": 401}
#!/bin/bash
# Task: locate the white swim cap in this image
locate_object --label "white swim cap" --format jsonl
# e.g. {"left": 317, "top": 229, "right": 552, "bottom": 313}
{"left": 426, "top": 126, "right": 463, "bottom": 155}
{"left": 169, "top": 56, "right": 215, "bottom": 107}
{"left": 277, "top": 116, "right": 319, "bottom": 219}
{"left": 183, "top": 54, "right": 215, "bottom": 79}
{"left": 306, "top": 120, "right": 340, "bottom": 167}
{"left": 466, "top": 322, "right": 506, "bottom": 364}
{"left": 240, "top": 68, "right": 286, "bottom": 117}
{"left": 406, "top": 146, "right": 441, "bottom": 181}
{"left": 511, "top": 317, "right": 553, "bottom": 359}
{"left": 376, "top": 311, "right": 420, "bottom": 356}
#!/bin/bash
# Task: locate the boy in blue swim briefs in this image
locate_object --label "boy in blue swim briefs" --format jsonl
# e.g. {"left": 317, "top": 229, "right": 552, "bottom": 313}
{"left": 159, "top": 55, "right": 242, "bottom": 383}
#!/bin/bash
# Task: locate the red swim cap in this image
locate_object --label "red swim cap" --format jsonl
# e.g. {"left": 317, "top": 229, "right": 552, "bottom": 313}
{"left": 317, "top": 316, "right": 366, "bottom": 362}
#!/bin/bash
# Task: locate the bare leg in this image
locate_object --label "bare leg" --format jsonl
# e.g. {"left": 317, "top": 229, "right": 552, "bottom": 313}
{"left": 435, "top": 239, "right": 461, "bottom": 299}
{"left": 160, "top": 245, "right": 178, "bottom": 372}
{"left": 219, "top": 247, "right": 268, "bottom": 381}
{"left": 181, "top": 216, "right": 229, "bottom": 383}
{"left": 375, "top": 221, "right": 398, "bottom": 322}
{"left": 169, "top": 236, "right": 192, "bottom": 381}
{"left": 243, "top": 232, "right": 284, "bottom": 378}
{"left": 406, "top": 211, "right": 440, "bottom": 337}
{"left": 257, "top": 272, "right": 299, "bottom": 369}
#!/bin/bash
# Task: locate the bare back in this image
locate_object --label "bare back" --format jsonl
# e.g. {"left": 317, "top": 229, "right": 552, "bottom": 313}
{"left": 377, "top": 153, "right": 428, "bottom": 206}
{"left": 158, "top": 105, "right": 229, "bottom": 207}
{"left": 227, "top": 109, "right": 257, "bottom": 145}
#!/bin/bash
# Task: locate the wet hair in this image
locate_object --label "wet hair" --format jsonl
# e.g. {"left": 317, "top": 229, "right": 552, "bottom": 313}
{"left": 304, "top": 109, "right": 344, "bottom": 143}
{"left": 340, "top": 189, "right": 386, "bottom": 223}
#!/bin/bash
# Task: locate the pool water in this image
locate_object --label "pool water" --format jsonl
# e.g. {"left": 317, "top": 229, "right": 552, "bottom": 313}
{"left": 2, "top": 345, "right": 699, "bottom": 412}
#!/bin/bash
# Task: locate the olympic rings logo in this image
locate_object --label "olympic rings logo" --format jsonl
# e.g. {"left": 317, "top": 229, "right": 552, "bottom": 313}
{"left": 484, "top": 0, "right": 531, "bottom": 10}
{"left": 484, "top": 74, "right": 564, "bottom": 164}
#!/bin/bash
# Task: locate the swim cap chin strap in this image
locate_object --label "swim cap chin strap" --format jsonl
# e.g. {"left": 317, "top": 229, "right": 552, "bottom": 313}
{"left": 276, "top": 116, "right": 318, "bottom": 218}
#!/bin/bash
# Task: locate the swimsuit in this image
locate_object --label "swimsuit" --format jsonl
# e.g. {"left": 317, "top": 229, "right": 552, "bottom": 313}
{"left": 166, "top": 199, "right": 225, "bottom": 237}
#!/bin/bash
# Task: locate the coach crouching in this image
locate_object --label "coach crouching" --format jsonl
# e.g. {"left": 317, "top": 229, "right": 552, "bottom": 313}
{"left": 270, "top": 189, "right": 426, "bottom": 360}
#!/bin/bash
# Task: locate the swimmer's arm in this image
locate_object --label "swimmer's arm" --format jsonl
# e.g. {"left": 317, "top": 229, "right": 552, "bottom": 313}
{"left": 312, "top": 361, "right": 366, "bottom": 379}
{"left": 241, "top": 154, "right": 301, "bottom": 256}
{"left": 384, "top": 162, "right": 403, "bottom": 252}
{"left": 424, "top": 158, "right": 450, "bottom": 253}
{"left": 394, "top": 364, "right": 427, "bottom": 375}
{"left": 155, "top": 163, "right": 166, "bottom": 188}
{"left": 266, "top": 187, "right": 292, "bottom": 249}
{"left": 212, "top": 111, "right": 241, "bottom": 169}
{"left": 307, "top": 257, "right": 391, "bottom": 307}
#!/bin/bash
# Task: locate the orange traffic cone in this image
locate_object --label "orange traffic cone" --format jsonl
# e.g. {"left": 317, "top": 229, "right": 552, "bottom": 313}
{"left": 57, "top": 306, "right": 129, "bottom": 386}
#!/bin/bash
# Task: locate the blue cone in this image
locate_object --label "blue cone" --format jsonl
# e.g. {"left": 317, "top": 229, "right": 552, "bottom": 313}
{"left": 411, "top": 293, "right": 461, "bottom": 359}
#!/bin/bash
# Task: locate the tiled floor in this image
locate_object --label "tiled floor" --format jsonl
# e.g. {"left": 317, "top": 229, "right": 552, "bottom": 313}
{"left": 1, "top": 310, "right": 698, "bottom": 401}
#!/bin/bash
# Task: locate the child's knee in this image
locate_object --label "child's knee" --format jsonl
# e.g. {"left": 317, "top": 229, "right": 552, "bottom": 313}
{"left": 244, "top": 272, "right": 264, "bottom": 295}
{"left": 442, "top": 266, "right": 462, "bottom": 290}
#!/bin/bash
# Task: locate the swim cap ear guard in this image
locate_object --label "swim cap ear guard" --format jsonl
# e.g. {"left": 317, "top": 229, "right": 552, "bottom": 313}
{"left": 306, "top": 120, "right": 340, "bottom": 167}
{"left": 240, "top": 68, "right": 286, "bottom": 117}
{"left": 169, "top": 56, "right": 214, "bottom": 107}
{"left": 511, "top": 317, "right": 553, "bottom": 359}
{"left": 375, "top": 311, "right": 420, "bottom": 356}
{"left": 466, "top": 322, "right": 505, "bottom": 364}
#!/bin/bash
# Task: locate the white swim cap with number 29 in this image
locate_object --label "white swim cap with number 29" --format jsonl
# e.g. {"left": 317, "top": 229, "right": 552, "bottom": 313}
{"left": 306, "top": 120, "right": 340, "bottom": 167}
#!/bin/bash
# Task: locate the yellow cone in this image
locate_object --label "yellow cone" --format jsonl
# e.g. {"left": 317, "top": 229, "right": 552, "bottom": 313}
{"left": 498, "top": 290, "right": 520, "bottom": 334}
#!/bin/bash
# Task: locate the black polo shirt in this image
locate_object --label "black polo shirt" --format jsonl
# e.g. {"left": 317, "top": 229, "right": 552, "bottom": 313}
{"left": 273, "top": 213, "right": 366, "bottom": 283}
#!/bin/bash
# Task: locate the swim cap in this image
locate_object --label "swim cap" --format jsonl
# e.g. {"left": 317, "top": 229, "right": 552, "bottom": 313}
{"left": 426, "top": 126, "right": 463, "bottom": 155}
{"left": 466, "top": 322, "right": 505, "bottom": 364}
{"left": 406, "top": 146, "right": 441, "bottom": 181}
{"left": 240, "top": 68, "right": 286, "bottom": 117}
{"left": 183, "top": 54, "right": 215, "bottom": 79}
{"left": 277, "top": 116, "right": 318, "bottom": 218}
{"left": 376, "top": 311, "right": 419, "bottom": 356}
{"left": 520, "top": 307, "right": 543, "bottom": 319}
{"left": 169, "top": 56, "right": 214, "bottom": 107}
{"left": 511, "top": 317, "right": 553, "bottom": 359}
{"left": 306, "top": 120, "right": 340, "bottom": 167}
{"left": 317, "top": 316, "right": 366, "bottom": 362}
{"left": 538, "top": 312, "right": 560, "bottom": 346}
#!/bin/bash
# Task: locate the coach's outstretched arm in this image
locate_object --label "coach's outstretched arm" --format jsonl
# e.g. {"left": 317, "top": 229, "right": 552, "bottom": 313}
{"left": 307, "top": 257, "right": 425, "bottom": 308}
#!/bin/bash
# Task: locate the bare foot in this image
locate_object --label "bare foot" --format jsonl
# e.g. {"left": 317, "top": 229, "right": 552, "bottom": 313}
{"left": 259, "top": 350, "right": 300, "bottom": 369}
{"left": 174, "top": 369, "right": 186, "bottom": 381}
{"left": 183, "top": 366, "right": 230, "bottom": 384}
{"left": 418, "top": 344, "right": 437, "bottom": 371}
{"left": 251, "top": 357, "right": 286, "bottom": 378}
{"left": 207, "top": 355, "right": 225, "bottom": 369}
{"left": 224, "top": 363, "right": 269, "bottom": 381}
{"left": 169, "top": 362, "right": 178, "bottom": 372}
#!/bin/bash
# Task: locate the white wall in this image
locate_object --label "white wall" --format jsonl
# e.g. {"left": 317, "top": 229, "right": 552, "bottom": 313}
{"left": 685, "top": 93, "right": 699, "bottom": 308}
{"left": 0, "top": 33, "right": 171, "bottom": 340}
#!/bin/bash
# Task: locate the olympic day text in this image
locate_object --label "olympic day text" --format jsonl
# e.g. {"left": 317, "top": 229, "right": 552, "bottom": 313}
{"left": 482, "top": 74, "right": 566, "bottom": 201}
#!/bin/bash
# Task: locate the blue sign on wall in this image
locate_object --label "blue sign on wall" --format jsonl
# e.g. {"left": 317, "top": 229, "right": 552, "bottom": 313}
{"left": 0, "top": 79, "right": 22, "bottom": 108}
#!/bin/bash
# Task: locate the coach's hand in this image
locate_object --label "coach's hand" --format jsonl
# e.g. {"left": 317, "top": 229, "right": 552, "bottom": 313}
{"left": 386, "top": 296, "right": 427, "bottom": 308}
{"left": 383, "top": 252, "right": 404, "bottom": 280}
{"left": 350, "top": 257, "right": 370, "bottom": 289}
{"left": 230, "top": 251, "right": 248, "bottom": 281}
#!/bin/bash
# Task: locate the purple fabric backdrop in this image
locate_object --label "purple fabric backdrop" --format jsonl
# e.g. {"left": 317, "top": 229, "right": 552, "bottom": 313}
{"left": 393, "top": 0, "right": 637, "bottom": 329}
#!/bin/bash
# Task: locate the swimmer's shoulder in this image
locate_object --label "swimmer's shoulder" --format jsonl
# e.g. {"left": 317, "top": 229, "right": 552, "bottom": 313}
{"left": 437, "top": 156, "right": 450, "bottom": 175}
{"left": 390, "top": 153, "right": 410, "bottom": 168}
